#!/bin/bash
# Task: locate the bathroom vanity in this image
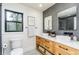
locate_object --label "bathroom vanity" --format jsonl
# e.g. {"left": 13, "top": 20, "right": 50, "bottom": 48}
{"left": 36, "top": 34, "right": 79, "bottom": 55}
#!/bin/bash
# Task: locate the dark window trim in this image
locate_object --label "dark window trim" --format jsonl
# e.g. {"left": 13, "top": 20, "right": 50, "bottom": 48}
{"left": 5, "top": 9, "right": 23, "bottom": 32}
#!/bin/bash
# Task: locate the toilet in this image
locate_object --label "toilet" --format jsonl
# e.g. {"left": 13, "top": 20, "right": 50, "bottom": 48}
{"left": 10, "top": 39, "right": 23, "bottom": 55}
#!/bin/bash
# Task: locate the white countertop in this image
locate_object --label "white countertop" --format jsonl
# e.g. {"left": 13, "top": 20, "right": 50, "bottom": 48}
{"left": 37, "top": 33, "right": 79, "bottom": 50}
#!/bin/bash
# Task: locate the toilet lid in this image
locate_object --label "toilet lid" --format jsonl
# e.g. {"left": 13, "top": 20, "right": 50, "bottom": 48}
{"left": 11, "top": 48, "right": 23, "bottom": 55}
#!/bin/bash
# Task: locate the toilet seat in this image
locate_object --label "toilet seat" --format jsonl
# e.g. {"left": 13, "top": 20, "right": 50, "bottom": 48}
{"left": 10, "top": 48, "right": 23, "bottom": 55}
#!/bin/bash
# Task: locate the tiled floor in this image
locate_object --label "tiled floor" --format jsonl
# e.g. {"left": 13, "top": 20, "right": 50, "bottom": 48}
{"left": 24, "top": 49, "right": 41, "bottom": 55}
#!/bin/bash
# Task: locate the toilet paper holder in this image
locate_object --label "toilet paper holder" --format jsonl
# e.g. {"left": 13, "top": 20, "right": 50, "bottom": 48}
{"left": 2, "top": 43, "right": 8, "bottom": 55}
{"left": 3, "top": 43, "right": 7, "bottom": 48}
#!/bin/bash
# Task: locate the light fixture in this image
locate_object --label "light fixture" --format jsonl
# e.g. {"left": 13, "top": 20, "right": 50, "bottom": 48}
{"left": 39, "top": 4, "right": 43, "bottom": 7}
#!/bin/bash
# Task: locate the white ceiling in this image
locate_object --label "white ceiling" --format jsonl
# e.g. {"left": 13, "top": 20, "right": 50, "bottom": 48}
{"left": 22, "top": 3, "right": 55, "bottom": 11}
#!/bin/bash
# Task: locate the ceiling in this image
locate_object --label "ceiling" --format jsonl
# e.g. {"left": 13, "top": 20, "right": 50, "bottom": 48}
{"left": 22, "top": 3, "right": 55, "bottom": 11}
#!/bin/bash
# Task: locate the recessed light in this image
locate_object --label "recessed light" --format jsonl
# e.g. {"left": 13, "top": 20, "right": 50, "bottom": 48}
{"left": 39, "top": 4, "right": 43, "bottom": 7}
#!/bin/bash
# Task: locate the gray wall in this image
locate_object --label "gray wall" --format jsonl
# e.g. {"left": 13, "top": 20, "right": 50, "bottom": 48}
{"left": 43, "top": 3, "right": 79, "bottom": 38}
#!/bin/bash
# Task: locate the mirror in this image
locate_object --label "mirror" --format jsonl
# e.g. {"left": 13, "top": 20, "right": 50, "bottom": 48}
{"left": 58, "top": 6, "right": 77, "bottom": 30}
{"left": 44, "top": 16, "right": 52, "bottom": 31}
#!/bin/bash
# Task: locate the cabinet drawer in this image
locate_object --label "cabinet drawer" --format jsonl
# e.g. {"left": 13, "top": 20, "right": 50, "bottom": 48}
{"left": 44, "top": 39, "right": 53, "bottom": 47}
{"left": 44, "top": 40, "right": 52, "bottom": 49}
{"left": 44, "top": 41, "right": 55, "bottom": 54}
{"left": 55, "top": 46, "right": 70, "bottom": 55}
{"left": 56, "top": 50, "right": 70, "bottom": 55}
{"left": 36, "top": 36, "right": 45, "bottom": 45}
{"left": 36, "top": 39, "right": 42, "bottom": 45}
{"left": 55, "top": 42, "right": 79, "bottom": 55}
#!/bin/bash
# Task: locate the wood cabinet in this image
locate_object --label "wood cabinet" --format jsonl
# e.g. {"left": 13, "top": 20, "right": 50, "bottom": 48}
{"left": 44, "top": 39, "right": 55, "bottom": 54}
{"left": 36, "top": 36, "right": 79, "bottom": 55}
{"left": 55, "top": 42, "right": 79, "bottom": 55}
{"left": 55, "top": 42, "right": 70, "bottom": 55}
{"left": 36, "top": 36, "right": 55, "bottom": 55}
{"left": 36, "top": 36, "right": 44, "bottom": 46}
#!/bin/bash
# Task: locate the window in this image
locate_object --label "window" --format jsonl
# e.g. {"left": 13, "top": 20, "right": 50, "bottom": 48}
{"left": 5, "top": 9, "right": 23, "bottom": 32}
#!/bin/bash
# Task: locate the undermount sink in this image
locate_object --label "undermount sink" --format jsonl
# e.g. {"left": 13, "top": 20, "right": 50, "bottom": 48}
{"left": 56, "top": 35, "right": 71, "bottom": 41}
{"left": 56, "top": 35, "right": 78, "bottom": 42}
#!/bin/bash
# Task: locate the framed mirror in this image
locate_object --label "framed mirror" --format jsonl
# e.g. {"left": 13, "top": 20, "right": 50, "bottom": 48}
{"left": 44, "top": 16, "right": 52, "bottom": 31}
{"left": 58, "top": 6, "right": 77, "bottom": 30}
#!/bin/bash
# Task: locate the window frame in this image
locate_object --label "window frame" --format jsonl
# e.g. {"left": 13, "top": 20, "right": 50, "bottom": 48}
{"left": 5, "top": 9, "right": 23, "bottom": 32}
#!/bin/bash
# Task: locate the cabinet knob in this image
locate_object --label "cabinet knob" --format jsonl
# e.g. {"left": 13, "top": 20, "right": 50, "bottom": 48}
{"left": 59, "top": 46, "right": 68, "bottom": 51}
{"left": 59, "top": 53, "right": 61, "bottom": 55}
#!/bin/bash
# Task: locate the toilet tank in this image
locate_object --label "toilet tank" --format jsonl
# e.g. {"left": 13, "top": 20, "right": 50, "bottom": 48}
{"left": 10, "top": 39, "right": 22, "bottom": 49}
